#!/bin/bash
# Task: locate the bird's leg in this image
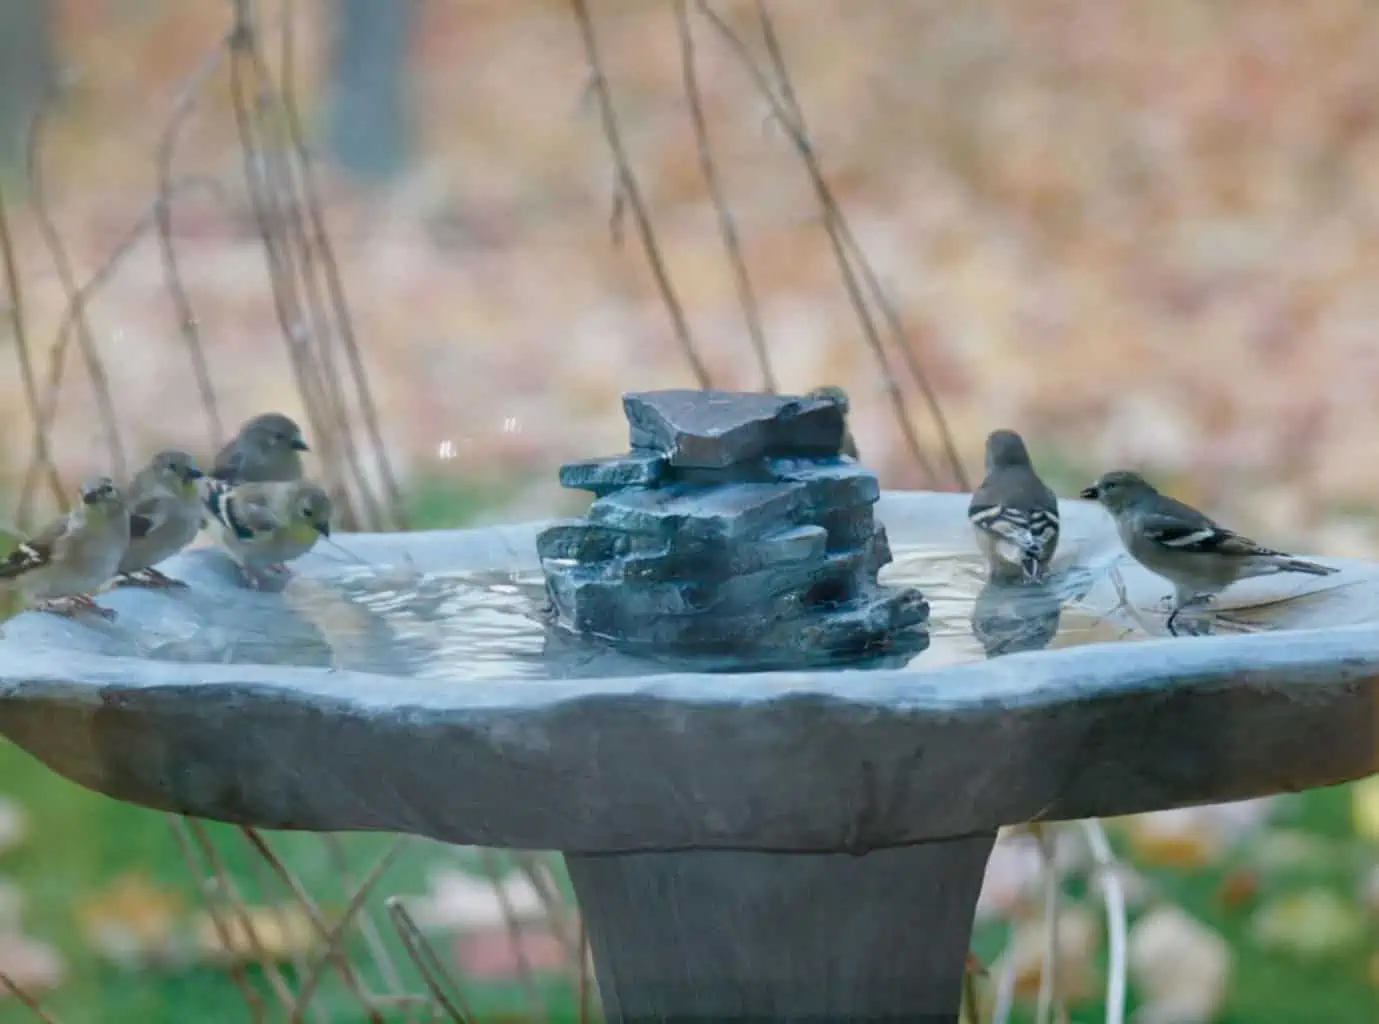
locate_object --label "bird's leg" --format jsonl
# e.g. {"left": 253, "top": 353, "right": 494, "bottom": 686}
{"left": 1166, "top": 593, "right": 1211, "bottom": 637}
{"left": 112, "top": 568, "right": 188, "bottom": 590}
{"left": 34, "top": 597, "right": 80, "bottom": 619}
{"left": 73, "top": 593, "right": 118, "bottom": 620}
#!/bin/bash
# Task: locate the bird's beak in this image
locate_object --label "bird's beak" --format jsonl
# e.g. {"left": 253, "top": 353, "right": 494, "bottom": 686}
{"left": 291, "top": 438, "right": 310, "bottom": 452}
{"left": 316, "top": 522, "right": 331, "bottom": 537}
{"left": 1078, "top": 486, "right": 1099, "bottom": 500}
{"left": 82, "top": 492, "right": 100, "bottom": 506}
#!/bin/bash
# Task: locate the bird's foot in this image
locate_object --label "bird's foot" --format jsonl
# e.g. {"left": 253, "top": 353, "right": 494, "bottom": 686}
{"left": 1166, "top": 596, "right": 1212, "bottom": 637}
{"left": 267, "top": 562, "right": 291, "bottom": 575}
{"left": 38, "top": 596, "right": 117, "bottom": 621}
{"left": 112, "top": 568, "right": 188, "bottom": 590}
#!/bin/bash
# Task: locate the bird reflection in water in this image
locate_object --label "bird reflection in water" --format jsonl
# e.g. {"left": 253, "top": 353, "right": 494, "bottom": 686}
{"left": 970, "top": 576, "right": 1065, "bottom": 659}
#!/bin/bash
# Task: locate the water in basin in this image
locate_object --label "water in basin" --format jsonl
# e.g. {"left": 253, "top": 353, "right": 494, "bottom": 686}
{"left": 212, "top": 541, "right": 1152, "bottom": 683}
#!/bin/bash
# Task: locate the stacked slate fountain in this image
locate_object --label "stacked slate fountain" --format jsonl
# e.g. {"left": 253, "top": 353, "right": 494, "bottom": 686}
{"left": 537, "top": 389, "right": 930, "bottom": 669}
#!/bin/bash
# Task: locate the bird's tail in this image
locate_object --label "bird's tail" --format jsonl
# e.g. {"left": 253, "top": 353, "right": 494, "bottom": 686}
{"left": 1272, "top": 557, "right": 1339, "bottom": 577}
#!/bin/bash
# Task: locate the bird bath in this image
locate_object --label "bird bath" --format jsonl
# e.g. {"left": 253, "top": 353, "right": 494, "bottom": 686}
{"left": 1, "top": 480, "right": 1378, "bottom": 1019}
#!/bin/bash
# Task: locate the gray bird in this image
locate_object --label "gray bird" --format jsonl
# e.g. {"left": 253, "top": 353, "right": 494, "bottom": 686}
{"left": 968, "top": 429, "right": 1060, "bottom": 584}
{"left": 1080, "top": 470, "right": 1339, "bottom": 635}
{"left": 806, "top": 386, "right": 859, "bottom": 460}
{"left": 0, "top": 477, "right": 130, "bottom": 619}
{"left": 202, "top": 479, "right": 333, "bottom": 589}
{"left": 113, "top": 450, "right": 206, "bottom": 589}
{"left": 212, "top": 412, "right": 310, "bottom": 484}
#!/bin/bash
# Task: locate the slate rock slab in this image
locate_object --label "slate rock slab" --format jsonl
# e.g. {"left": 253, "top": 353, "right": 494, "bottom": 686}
{"left": 543, "top": 389, "right": 926, "bottom": 667}
{"left": 623, "top": 389, "right": 845, "bottom": 468}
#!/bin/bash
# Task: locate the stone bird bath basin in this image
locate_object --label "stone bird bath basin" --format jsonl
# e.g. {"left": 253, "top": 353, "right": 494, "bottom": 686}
{"left": 0, "top": 490, "right": 1375, "bottom": 1021}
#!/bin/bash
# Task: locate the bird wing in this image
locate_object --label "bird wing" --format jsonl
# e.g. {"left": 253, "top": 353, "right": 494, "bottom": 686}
{"left": 204, "top": 482, "right": 281, "bottom": 540}
{"left": 1138, "top": 510, "right": 1281, "bottom": 558}
{"left": 968, "top": 472, "right": 1060, "bottom": 561}
{"left": 211, "top": 444, "right": 245, "bottom": 483}
{"left": 0, "top": 514, "right": 68, "bottom": 580}
{"left": 129, "top": 493, "right": 170, "bottom": 540}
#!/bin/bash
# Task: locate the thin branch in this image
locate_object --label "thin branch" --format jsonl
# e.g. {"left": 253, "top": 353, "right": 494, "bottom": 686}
{"left": 577, "top": 918, "right": 593, "bottom": 1024}
{"left": 157, "top": 38, "right": 234, "bottom": 452}
{"left": 0, "top": 967, "right": 63, "bottom": 1024}
{"left": 289, "top": 840, "right": 404, "bottom": 1023}
{"left": 480, "top": 851, "right": 545, "bottom": 1020}
{"left": 0, "top": 184, "right": 64, "bottom": 524}
{"left": 324, "top": 833, "right": 407, "bottom": 998}
{"left": 26, "top": 98, "right": 128, "bottom": 485}
{"left": 675, "top": 0, "right": 774, "bottom": 393}
{"left": 386, "top": 897, "right": 479, "bottom": 1023}
{"left": 749, "top": 1, "right": 968, "bottom": 488}
{"left": 276, "top": 0, "right": 409, "bottom": 530}
{"left": 1081, "top": 819, "right": 1127, "bottom": 1024}
{"left": 1034, "top": 824, "right": 1062, "bottom": 1024}
{"left": 237, "top": 827, "right": 386, "bottom": 1021}
{"left": 176, "top": 817, "right": 293, "bottom": 1015}
{"left": 571, "top": 0, "right": 712, "bottom": 389}
{"left": 17, "top": 176, "right": 226, "bottom": 521}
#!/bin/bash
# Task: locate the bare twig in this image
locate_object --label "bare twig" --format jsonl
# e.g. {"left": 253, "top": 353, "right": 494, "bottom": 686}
{"left": 386, "top": 897, "right": 479, "bottom": 1023}
{"left": 324, "top": 833, "right": 408, "bottom": 998}
{"left": 275, "top": 0, "right": 408, "bottom": 530}
{"left": 176, "top": 817, "right": 294, "bottom": 1014}
{"left": 26, "top": 99, "right": 128, "bottom": 485}
{"left": 237, "top": 826, "right": 387, "bottom": 1021}
{"left": 157, "top": 38, "right": 235, "bottom": 452}
{"left": 0, "top": 968, "right": 62, "bottom": 1024}
{"left": 289, "top": 840, "right": 405, "bottom": 1023}
{"left": 1034, "top": 824, "right": 1062, "bottom": 1024}
{"left": 1081, "top": 819, "right": 1127, "bottom": 1024}
{"left": 16, "top": 176, "right": 226, "bottom": 521}
{"left": 0, "top": 184, "right": 64, "bottom": 524}
{"left": 571, "top": 0, "right": 712, "bottom": 389}
{"left": 751, "top": 0, "right": 968, "bottom": 488}
{"left": 577, "top": 919, "right": 593, "bottom": 1024}
{"left": 675, "top": 0, "right": 774, "bottom": 393}
{"left": 696, "top": 2, "right": 969, "bottom": 486}
{"left": 480, "top": 851, "right": 545, "bottom": 1020}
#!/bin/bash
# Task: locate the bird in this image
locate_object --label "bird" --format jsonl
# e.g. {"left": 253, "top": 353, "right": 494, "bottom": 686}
{"left": 1079, "top": 470, "right": 1340, "bottom": 635}
{"left": 112, "top": 450, "right": 206, "bottom": 589}
{"left": 967, "top": 429, "right": 1060, "bottom": 584}
{"left": 202, "top": 479, "right": 333, "bottom": 589}
{"left": 211, "top": 412, "right": 310, "bottom": 484}
{"left": 0, "top": 476, "right": 130, "bottom": 620}
{"left": 806, "top": 386, "right": 859, "bottom": 460}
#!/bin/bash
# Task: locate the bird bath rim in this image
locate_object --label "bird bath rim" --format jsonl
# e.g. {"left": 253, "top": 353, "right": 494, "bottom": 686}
{"left": 0, "top": 489, "right": 1374, "bottom": 856}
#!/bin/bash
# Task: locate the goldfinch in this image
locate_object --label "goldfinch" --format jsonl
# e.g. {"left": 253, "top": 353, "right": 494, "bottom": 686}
{"left": 806, "top": 385, "right": 859, "bottom": 460}
{"left": 113, "top": 450, "right": 206, "bottom": 589}
{"left": 0, "top": 477, "right": 130, "bottom": 619}
{"left": 212, "top": 412, "right": 310, "bottom": 484}
{"left": 202, "top": 479, "right": 332, "bottom": 589}
{"left": 968, "top": 429, "right": 1060, "bottom": 584}
{"left": 1080, "top": 470, "right": 1339, "bottom": 635}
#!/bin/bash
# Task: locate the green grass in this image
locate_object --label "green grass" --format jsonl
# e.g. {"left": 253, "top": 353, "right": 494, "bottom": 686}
{"left": 0, "top": 742, "right": 582, "bottom": 1022}
{"left": 973, "top": 784, "right": 1377, "bottom": 1023}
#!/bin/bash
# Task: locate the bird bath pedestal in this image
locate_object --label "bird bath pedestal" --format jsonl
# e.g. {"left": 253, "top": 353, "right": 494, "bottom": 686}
{"left": 1, "top": 428, "right": 1377, "bottom": 1019}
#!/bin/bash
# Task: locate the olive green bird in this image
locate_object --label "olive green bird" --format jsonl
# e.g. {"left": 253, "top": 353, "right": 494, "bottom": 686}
{"left": 202, "top": 479, "right": 333, "bottom": 589}
{"left": 0, "top": 477, "right": 130, "bottom": 620}
{"left": 113, "top": 450, "right": 206, "bottom": 589}
{"left": 211, "top": 412, "right": 310, "bottom": 484}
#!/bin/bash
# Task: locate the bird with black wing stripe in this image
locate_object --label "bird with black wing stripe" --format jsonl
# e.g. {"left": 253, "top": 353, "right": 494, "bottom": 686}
{"left": 0, "top": 476, "right": 130, "bottom": 620}
{"left": 1080, "top": 470, "right": 1339, "bottom": 635}
{"left": 968, "top": 429, "right": 1060, "bottom": 584}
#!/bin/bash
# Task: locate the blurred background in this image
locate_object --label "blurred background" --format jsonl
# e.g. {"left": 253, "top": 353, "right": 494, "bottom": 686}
{"left": 0, "top": 0, "right": 1377, "bottom": 1020}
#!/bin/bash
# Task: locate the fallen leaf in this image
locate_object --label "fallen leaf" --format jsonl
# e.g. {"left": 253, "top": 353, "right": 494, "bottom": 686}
{"left": 1216, "top": 868, "right": 1261, "bottom": 912}
{"left": 1128, "top": 905, "right": 1231, "bottom": 1023}
{"left": 452, "top": 925, "right": 568, "bottom": 980}
{"left": 1250, "top": 889, "right": 1365, "bottom": 960}
{"left": 0, "top": 798, "right": 30, "bottom": 857}
{"left": 0, "top": 934, "right": 65, "bottom": 998}
{"left": 78, "top": 874, "right": 186, "bottom": 970}
{"left": 399, "top": 866, "right": 549, "bottom": 934}
{"left": 193, "top": 903, "right": 318, "bottom": 964}
{"left": 995, "top": 904, "right": 1101, "bottom": 1006}
{"left": 1352, "top": 775, "right": 1379, "bottom": 845}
